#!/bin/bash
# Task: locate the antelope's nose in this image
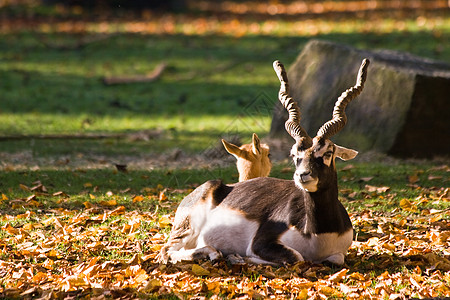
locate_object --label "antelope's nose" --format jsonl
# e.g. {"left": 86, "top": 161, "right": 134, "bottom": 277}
{"left": 299, "top": 171, "right": 312, "bottom": 183}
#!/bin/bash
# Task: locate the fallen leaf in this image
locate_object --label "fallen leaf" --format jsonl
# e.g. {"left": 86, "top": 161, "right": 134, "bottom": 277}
{"left": 328, "top": 268, "right": 348, "bottom": 283}
{"left": 297, "top": 289, "right": 308, "bottom": 300}
{"left": 360, "top": 177, "right": 374, "bottom": 182}
{"left": 398, "top": 219, "right": 407, "bottom": 227}
{"left": 341, "top": 164, "right": 355, "bottom": 171}
{"left": 206, "top": 280, "right": 221, "bottom": 293}
{"left": 408, "top": 174, "right": 419, "bottom": 183}
{"left": 159, "top": 191, "right": 168, "bottom": 201}
{"left": 382, "top": 243, "right": 396, "bottom": 251}
{"left": 133, "top": 195, "right": 144, "bottom": 203}
{"left": 367, "top": 237, "right": 379, "bottom": 247}
{"left": 83, "top": 201, "right": 93, "bottom": 208}
{"left": 32, "top": 272, "right": 48, "bottom": 283}
{"left": 42, "top": 258, "right": 54, "bottom": 269}
{"left": 365, "top": 185, "right": 390, "bottom": 193}
{"left": 23, "top": 223, "right": 34, "bottom": 230}
{"left": 399, "top": 198, "right": 417, "bottom": 212}
{"left": 19, "top": 184, "right": 30, "bottom": 191}
{"left": 144, "top": 278, "right": 162, "bottom": 292}
{"left": 348, "top": 272, "right": 366, "bottom": 281}
{"left": 317, "top": 284, "right": 343, "bottom": 297}
{"left": 109, "top": 206, "right": 126, "bottom": 215}
{"left": 192, "top": 264, "right": 210, "bottom": 276}
{"left": 158, "top": 215, "right": 172, "bottom": 228}
{"left": 53, "top": 191, "right": 68, "bottom": 197}
{"left": 99, "top": 199, "right": 117, "bottom": 206}
{"left": 127, "top": 253, "right": 143, "bottom": 265}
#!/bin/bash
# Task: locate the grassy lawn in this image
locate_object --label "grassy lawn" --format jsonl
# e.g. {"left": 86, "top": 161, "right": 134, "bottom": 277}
{"left": 0, "top": 1, "right": 449, "bottom": 298}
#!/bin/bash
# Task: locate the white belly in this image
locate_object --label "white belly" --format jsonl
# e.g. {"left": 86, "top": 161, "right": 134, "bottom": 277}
{"left": 197, "top": 206, "right": 259, "bottom": 256}
{"left": 189, "top": 205, "right": 353, "bottom": 264}
{"left": 279, "top": 227, "right": 353, "bottom": 264}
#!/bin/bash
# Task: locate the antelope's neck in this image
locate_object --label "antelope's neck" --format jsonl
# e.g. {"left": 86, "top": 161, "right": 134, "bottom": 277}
{"left": 302, "top": 178, "right": 348, "bottom": 235}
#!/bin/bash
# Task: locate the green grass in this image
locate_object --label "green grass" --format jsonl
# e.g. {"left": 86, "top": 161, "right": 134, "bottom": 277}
{"left": 1, "top": 159, "right": 448, "bottom": 216}
{"left": 1, "top": 23, "right": 449, "bottom": 155}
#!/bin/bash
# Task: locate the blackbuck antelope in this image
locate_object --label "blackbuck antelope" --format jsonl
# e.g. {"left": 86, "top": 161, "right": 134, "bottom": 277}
{"left": 222, "top": 133, "right": 272, "bottom": 182}
{"left": 158, "top": 58, "right": 370, "bottom": 266}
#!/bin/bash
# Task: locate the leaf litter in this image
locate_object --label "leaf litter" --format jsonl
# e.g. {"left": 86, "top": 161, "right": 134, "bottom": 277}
{"left": 0, "top": 165, "right": 449, "bottom": 299}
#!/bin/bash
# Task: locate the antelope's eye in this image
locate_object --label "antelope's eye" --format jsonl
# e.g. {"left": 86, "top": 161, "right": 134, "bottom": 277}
{"left": 323, "top": 151, "right": 333, "bottom": 158}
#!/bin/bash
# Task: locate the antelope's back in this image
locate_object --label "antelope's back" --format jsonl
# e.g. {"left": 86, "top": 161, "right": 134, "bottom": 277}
{"left": 218, "top": 177, "right": 305, "bottom": 220}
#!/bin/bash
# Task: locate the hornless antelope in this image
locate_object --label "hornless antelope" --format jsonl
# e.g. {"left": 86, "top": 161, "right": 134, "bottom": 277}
{"left": 158, "top": 59, "right": 369, "bottom": 266}
{"left": 222, "top": 133, "right": 272, "bottom": 182}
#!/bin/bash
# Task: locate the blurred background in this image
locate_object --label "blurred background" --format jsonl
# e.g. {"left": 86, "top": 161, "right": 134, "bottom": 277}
{"left": 0, "top": 0, "right": 448, "bottom": 167}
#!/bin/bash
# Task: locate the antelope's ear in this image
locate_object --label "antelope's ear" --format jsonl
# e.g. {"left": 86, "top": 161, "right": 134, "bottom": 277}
{"left": 335, "top": 145, "right": 358, "bottom": 161}
{"left": 222, "top": 139, "right": 242, "bottom": 158}
{"left": 252, "top": 133, "right": 261, "bottom": 155}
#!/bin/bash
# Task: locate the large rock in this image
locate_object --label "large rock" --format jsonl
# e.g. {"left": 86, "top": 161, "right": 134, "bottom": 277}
{"left": 270, "top": 40, "right": 450, "bottom": 158}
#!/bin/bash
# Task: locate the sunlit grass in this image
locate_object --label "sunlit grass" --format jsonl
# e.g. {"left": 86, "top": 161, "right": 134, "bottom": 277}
{"left": 0, "top": 7, "right": 449, "bottom": 158}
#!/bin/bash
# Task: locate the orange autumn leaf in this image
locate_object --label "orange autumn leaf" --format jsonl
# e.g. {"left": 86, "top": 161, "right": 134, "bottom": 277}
{"left": 348, "top": 272, "right": 366, "bottom": 281}
{"left": 32, "top": 272, "right": 48, "bottom": 283}
{"left": 42, "top": 258, "right": 54, "bottom": 270}
{"left": 158, "top": 215, "right": 172, "bottom": 228}
{"left": 133, "top": 269, "right": 148, "bottom": 284}
{"left": 3, "top": 223, "right": 20, "bottom": 235}
{"left": 328, "top": 268, "right": 348, "bottom": 283}
{"left": 159, "top": 191, "right": 168, "bottom": 201}
{"left": 99, "top": 199, "right": 117, "bottom": 206}
{"left": 149, "top": 244, "right": 162, "bottom": 252}
{"left": 382, "top": 243, "right": 396, "bottom": 251}
{"left": 398, "top": 218, "right": 408, "bottom": 227}
{"left": 22, "top": 223, "right": 34, "bottom": 231}
{"left": 408, "top": 174, "right": 420, "bottom": 183}
{"left": 83, "top": 201, "right": 93, "bottom": 208}
{"left": 399, "top": 198, "right": 417, "bottom": 211}
{"left": 133, "top": 195, "right": 144, "bottom": 203}
{"left": 316, "top": 284, "right": 344, "bottom": 298}
{"left": 109, "top": 206, "right": 126, "bottom": 215}
{"left": 268, "top": 278, "right": 286, "bottom": 289}
{"left": 206, "top": 280, "right": 221, "bottom": 293}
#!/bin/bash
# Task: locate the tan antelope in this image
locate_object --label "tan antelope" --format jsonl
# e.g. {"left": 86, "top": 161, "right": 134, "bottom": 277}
{"left": 222, "top": 133, "right": 272, "bottom": 182}
{"left": 158, "top": 58, "right": 369, "bottom": 266}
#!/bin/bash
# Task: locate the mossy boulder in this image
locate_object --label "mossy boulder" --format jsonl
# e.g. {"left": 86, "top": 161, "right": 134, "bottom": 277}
{"left": 270, "top": 40, "right": 450, "bottom": 158}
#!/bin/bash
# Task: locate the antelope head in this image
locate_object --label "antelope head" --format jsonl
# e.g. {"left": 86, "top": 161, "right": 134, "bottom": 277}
{"left": 273, "top": 59, "right": 369, "bottom": 192}
{"left": 222, "top": 133, "right": 272, "bottom": 181}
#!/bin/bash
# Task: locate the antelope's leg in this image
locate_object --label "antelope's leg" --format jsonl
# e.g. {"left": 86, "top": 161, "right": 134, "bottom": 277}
{"left": 322, "top": 253, "right": 345, "bottom": 265}
{"left": 251, "top": 242, "right": 303, "bottom": 265}
{"left": 168, "top": 246, "right": 222, "bottom": 263}
{"left": 251, "top": 221, "right": 304, "bottom": 265}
